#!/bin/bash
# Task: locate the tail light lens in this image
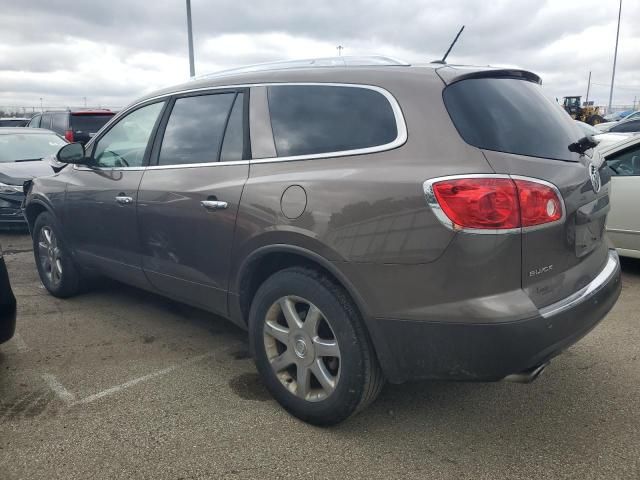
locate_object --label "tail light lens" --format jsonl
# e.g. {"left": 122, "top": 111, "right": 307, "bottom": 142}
{"left": 64, "top": 130, "right": 74, "bottom": 142}
{"left": 426, "top": 176, "right": 563, "bottom": 232}
{"left": 514, "top": 179, "right": 562, "bottom": 227}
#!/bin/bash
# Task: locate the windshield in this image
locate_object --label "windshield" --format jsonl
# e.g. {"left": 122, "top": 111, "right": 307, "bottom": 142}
{"left": 0, "top": 133, "right": 67, "bottom": 162}
{"left": 443, "top": 78, "right": 585, "bottom": 162}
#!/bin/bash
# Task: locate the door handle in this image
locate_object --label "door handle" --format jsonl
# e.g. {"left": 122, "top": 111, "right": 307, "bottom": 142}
{"left": 115, "top": 195, "right": 134, "bottom": 205}
{"left": 201, "top": 200, "right": 229, "bottom": 211}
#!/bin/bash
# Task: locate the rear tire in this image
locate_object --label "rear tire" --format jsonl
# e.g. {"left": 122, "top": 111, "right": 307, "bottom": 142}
{"left": 33, "top": 212, "right": 82, "bottom": 298}
{"left": 249, "top": 267, "right": 384, "bottom": 426}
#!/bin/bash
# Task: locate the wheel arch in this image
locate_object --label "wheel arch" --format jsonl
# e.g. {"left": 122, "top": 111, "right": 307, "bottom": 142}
{"left": 230, "top": 244, "right": 397, "bottom": 380}
{"left": 24, "top": 199, "right": 53, "bottom": 233}
{"left": 233, "top": 244, "right": 370, "bottom": 329}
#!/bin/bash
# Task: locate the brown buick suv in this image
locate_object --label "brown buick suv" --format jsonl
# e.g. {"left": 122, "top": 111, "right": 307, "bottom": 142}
{"left": 24, "top": 57, "right": 621, "bottom": 425}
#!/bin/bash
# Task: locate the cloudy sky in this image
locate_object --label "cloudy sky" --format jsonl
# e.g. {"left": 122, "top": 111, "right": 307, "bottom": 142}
{"left": 1, "top": 0, "right": 638, "bottom": 112}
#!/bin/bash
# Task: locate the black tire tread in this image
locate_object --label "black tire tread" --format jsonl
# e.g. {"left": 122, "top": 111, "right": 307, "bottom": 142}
{"left": 32, "top": 212, "right": 82, "bottom": 298}
{"left": 250, "top": 266, "right": 384, "bottom": 425}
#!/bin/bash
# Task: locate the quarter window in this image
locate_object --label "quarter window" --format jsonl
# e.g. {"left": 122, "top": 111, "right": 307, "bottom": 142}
{"left": 267, "top": 85, "right": 398, "bottom": 157}
{"left": 92, "top": 102, "right": 164, "bottom": 168}
{"left": 157, "top": 92, "right": 238, "bottom": 166}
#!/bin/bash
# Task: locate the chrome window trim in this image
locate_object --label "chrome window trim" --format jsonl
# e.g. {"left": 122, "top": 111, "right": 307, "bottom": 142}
{"left": 77, "top": 82, "right": 407, "bottom": 172}
{"left": 74, "top": 160, "right": 251, "bottom": 172}
{"left": 74, "top": 165, "right": 147, "bottom": 172}
{"left": 146, "top": 160, "right": 249, "bottom": 170}
{"left": 423, "top": 173, "right": 567, "bottom": 235}
{"left": 539, "top": 250, "right": 619, "bottom": 319}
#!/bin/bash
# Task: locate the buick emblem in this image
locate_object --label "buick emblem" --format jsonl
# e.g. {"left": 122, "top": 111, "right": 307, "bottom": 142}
{"left": 589, "top": 162, "right": 601, "bottom": 193}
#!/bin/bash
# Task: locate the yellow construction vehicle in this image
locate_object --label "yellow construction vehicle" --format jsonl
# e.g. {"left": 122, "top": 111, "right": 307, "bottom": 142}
{"left": 562, "top": 96, "right": 605, "bottom": 125}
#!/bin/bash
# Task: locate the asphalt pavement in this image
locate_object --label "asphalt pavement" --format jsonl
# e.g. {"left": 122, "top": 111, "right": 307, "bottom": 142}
{"left": 0, "top": 231, "right": 639, "bottom": 479}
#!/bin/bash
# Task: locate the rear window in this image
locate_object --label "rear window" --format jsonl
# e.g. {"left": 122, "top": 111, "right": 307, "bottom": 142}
{"left": 443, "top": 78, "right": 584, "bottom": 161}
{"left": 267, "top": 85, "right": 398, "bottom": 157}
{"left": 71, "top": 114, "right": 114, "bottom": 133}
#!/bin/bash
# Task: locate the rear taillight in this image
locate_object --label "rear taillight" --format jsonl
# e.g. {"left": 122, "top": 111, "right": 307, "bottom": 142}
{"left": 64, "top": 130, "right": 74, "bottom": 142}
{"left": 513, "top": 178, "right": 562, "bottom": 227}
{"left": 424, "top": 175, "right": 563, "bottom": 232}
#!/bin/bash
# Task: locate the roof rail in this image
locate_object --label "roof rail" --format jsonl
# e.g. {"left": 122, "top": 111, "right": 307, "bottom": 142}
{"left": 194, "top": 55, "right": 410, "bottom": 80}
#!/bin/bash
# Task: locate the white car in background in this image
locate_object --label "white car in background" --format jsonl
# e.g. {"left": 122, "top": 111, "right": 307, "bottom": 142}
{"left": 596, "top": 111, "right": 640, "bottom": 132}
{"left": 601, "top": 136, "right": 640, "bottom": 259}
{"left": 575, "top": 121, "right": 634, "bottom": 150}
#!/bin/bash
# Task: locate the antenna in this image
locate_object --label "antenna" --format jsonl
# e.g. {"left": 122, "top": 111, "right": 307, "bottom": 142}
{"left": 432, "top": 25, "right": 465, "bottom": 64}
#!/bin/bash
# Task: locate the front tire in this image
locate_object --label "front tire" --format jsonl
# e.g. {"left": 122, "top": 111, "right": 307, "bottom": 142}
{"left": 249, "top": 267, "right": 384, "bottom": 425}
{"left": 587, "top": 114, "right": 605, "bottom": 126}
{"left": 33, "top": 212, "right": 82, "bottom": 298}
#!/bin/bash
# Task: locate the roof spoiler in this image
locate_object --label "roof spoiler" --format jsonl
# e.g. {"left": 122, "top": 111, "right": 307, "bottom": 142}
{"left": 436, "top": 66, "right": 542, "bottom": 86}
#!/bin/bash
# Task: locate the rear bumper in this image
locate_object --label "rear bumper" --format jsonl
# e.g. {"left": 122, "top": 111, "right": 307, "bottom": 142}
{"left": 373, "top": 250, "right": 622, "bottom": 383}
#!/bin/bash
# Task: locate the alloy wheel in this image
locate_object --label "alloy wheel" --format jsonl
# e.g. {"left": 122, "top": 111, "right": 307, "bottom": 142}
{"left": 38, "top": 226, "right": 62, "bottom": 287}
{"left": 263, "top": 296, "right": 341, "bottom": 402}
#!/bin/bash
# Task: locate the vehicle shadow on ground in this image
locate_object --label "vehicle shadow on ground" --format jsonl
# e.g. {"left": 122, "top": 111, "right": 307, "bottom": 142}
{"left": 87, "top": 279, "right": 622, "bottom": 452}
{"left": 5, "top": 249, "right": 634, "bottom": 471}
{"left": 621, "top": 256, "right": 640, "bottom": 276}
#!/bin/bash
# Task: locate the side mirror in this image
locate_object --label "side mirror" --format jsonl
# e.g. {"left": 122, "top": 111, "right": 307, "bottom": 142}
{"left": 57, "top": 143, "right": 86, "bottom": 164}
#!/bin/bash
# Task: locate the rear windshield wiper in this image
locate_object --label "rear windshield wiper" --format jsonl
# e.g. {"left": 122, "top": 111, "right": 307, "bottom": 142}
{"left": 568, "top": 136, "right": 599, "bottom": 155}
{"left": 14, "top": 158, "right": 42, "bottom": 162}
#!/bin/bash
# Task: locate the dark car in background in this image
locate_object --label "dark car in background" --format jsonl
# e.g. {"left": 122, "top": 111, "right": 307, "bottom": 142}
{"left": 0, "top": 118, "right": 30, "bottom": 127}
{"left": 0, "top": 128, "right": 66, "bottom": 225}
{"left": 28, "top": 109, "right": 114, "bottom": 144}
{"left": 0, "top": 243, "right": 17, "bottom": 345}
{"left": 24, "top": 58, "right": 621, "bottom": 425}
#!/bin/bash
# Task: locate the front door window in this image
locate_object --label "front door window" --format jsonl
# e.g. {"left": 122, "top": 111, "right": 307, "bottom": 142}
{"left": 92, "top": 102, "right": 164, "bottom": 168}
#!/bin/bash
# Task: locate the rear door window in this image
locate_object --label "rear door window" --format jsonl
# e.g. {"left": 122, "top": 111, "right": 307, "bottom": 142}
{"left": 157, "top": 92, "right": 237, "bottom": 166}
{"left": 443, "top": 78, "right": 584, "bottom": 161}
{"left": 220, "top": 93, "right": 245, "bottom": 162}
{"left": 70, "top": 114, "right": 114, "bottom": 133}
{"left": 267, "top": 85, "right": 398, "bottom": 157}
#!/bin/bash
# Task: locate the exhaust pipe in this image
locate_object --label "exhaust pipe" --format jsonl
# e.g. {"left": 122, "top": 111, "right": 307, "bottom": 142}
{"left": 503, "top": 362, "right": 549, "bottom": 384}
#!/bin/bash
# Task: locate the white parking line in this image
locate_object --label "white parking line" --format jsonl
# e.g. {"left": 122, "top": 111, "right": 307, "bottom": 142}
{"left": 42, "top": 373, "right": 76, "bottom": 405}
{"left": 42, "top": 352, "right": 213, "bottom": 407}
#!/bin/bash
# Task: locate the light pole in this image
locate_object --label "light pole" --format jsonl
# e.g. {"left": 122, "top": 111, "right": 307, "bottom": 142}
{"left": 336, "top": 45, "right": 344, "bottom": 56}
{"left": 186, "top": 0, "right": 196, "bottom": 77}
{"left": 608, "top": 0, "right": 622, "bottom": 113}
{"left": 40, "top": 98, "right": 43, "bottom": 112}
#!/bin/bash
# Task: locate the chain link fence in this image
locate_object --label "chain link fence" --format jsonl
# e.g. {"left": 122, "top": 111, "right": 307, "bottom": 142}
{"left": 0, "top": 105, "right": 123, "bottom": 117}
